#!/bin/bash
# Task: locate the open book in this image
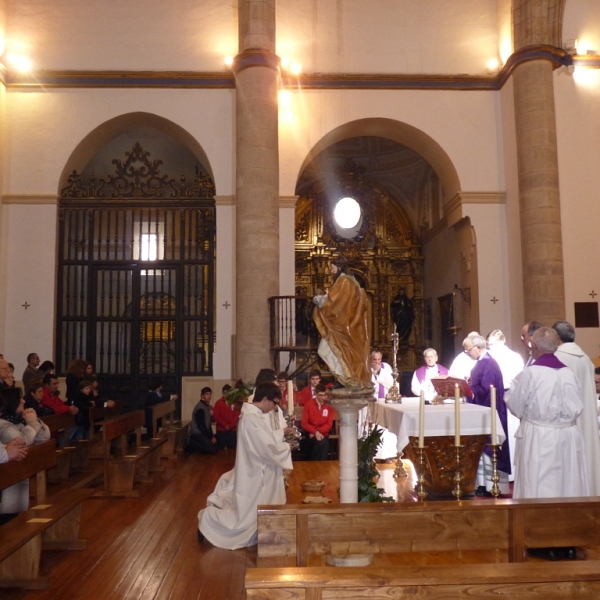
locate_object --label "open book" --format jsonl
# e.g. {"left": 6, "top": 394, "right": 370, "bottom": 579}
{"left": 430, "top": 376, "right": 472, "bottom": 399}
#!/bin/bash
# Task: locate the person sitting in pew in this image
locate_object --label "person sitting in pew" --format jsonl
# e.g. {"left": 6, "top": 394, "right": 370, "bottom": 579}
{"left": 0, "top": 387, "right": 50, "bottom": 519}
{"left": 301, "top": 384, "right": 335, "bottom": 461}
{"left": 41, "top": 373, "right": 79, "bottom": 416}
{"left": 23, "top": 382, "right": 55, "bottom": 417}
{"left": 144, "top": 378, "right": 178, "bottom": 440}
{"left": 0, "top": 438, "right": 27, "bottom": 463}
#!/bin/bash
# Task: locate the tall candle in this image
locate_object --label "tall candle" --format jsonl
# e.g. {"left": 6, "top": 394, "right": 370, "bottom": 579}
{"left": 490, "top": 385, "right": 497, "bottom": 445}
{"left": 419, "top": 390, "right": 425, "bottom": 448}
{"left": 287, "top": 380, "right": 294, "bottom": 414}
{"left": 454, "top": 383, "right": 461, "bottom": 446}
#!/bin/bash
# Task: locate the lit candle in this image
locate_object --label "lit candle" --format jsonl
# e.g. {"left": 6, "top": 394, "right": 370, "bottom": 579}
{"left": 287, "top": 380, "right": 294, "bottom": 415}
{"left": 419, "top": 390, "right": 425, "bottom": 448}
{"left": 454, "top": 383, "right": 461, "bottom": 446}
{"left": 490, "top": 385, "right": 497, "bottom": 445}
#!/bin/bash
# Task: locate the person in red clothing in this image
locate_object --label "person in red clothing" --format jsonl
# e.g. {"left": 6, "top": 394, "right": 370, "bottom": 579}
{"left": 41, "top": 374, "right": 78, "bottom": 416}
{"left": 213, "top": 384, "right": 240, "bottom": 450}
{"left": 297, "top": 369, "right": 321, "bottom": 407}
{"left": 301, "top": 383, "right": 334, "bottom": 461}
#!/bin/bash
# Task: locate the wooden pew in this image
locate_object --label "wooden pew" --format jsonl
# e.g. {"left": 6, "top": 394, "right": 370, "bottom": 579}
{"left": 150, "top": 397, "right": 190, "bottom": 457}
{"left": 96, "top": 410, "right": 167, "bottom": 497}
{"left": 0, "top": 440, "right": 93, "bottom": 589}
{"left": 41, "top": 413, "right": 94, "bottom": 478}
{"left": 245, "top": 561, "right": 600, "bottom": 599}
{"left": 88, "top": 399, "right": 122, "bottom": 458}
{"left": 256, "top": 497, "right": 600, "bottom": 566}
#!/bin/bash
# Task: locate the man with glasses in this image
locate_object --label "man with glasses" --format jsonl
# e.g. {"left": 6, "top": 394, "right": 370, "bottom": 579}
{"left": 466, "top": 334, "right": 510, "bottom": 496}
{"left": 448, "top": 332, "right": 480, "bottom": 381}
{"left": 197, "top": 382, "right": 293, "bottom": 549}
{"left": 520, "top": 321, "right": 543, "bottom": 367}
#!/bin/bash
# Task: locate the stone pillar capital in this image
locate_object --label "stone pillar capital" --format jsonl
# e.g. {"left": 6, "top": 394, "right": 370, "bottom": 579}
{"left": 232, "top": 48, "right": 280, "bottom": 76}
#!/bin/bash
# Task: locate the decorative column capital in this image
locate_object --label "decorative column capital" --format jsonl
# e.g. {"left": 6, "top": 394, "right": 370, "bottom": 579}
{"left": 232, "top": 48, "right": 280, "bottom": 76}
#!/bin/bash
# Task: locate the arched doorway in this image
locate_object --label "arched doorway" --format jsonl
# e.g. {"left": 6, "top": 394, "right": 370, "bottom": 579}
{"left": 294, "top": 121, "right": 465, "bottom": 373}
{"left": 56, "top": 116, "right": 216, "bottom": 407}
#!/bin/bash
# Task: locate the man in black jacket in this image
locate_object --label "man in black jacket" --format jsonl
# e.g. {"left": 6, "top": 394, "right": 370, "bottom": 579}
{"left": 186, "top": 387, "right": 217, "bottom": 454}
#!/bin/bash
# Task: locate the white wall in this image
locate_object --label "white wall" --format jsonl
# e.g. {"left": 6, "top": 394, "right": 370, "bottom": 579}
{"left": 555, "top": 0, "right": 600, "bottom": 357}
{"left": 1, "top": 203, "right": 57, "bottom": 375}
{"left": 279, "top": 89, "right": 504, "bottom": 197}
{"left": 6, "top": 0, "right": 238, "bottom": 71}
{"left": 277, "top": 0, "right": 505, "bottom": 75}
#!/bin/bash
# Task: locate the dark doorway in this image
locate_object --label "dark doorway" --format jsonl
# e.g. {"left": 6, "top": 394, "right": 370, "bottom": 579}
{"left": 57, "top": 139, "right": 215, "bottom": 408}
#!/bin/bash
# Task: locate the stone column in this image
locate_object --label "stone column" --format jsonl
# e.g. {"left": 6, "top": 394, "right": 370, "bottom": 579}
{"left": 512, "top": 0, "right": 565, "bottom": 324}
{"left": 234, "top": 0, "right": 280, "bottom": 380}
{"left": 329, "top": 388, "right": 372, "bottom": 503}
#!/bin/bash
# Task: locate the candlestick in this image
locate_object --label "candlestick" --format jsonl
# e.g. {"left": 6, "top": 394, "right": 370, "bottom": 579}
{"left": 416, "top": 446, "right": 428, "bottom": 500}
{"left": 418, "top": 391, "right": 425, "bottom": 448}
{"left": 452, "top": 445, "right": 463, "bottom": 500}
{"left": 454, "top": 383, "right": 461, "bottom": 446}
{"left": 489, "top": 443, "right": 500, "bottom": 498}
{"left": 287, "top": 380, "right": 294, "bottom": 415}
{"left": 490, "top": 385, "right": 497, "bottom": 445}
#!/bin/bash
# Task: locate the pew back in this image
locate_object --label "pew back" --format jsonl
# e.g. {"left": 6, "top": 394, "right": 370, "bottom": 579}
{"left": 257, "top": 497, "right": 600, "bottom": 565}
{"left": 0, "top": 440, "right": 56, "bottom": 504}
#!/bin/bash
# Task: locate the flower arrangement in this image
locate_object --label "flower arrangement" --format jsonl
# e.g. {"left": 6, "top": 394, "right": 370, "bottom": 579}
{"left": 225, "top": 379, "right": 254, "bottom": 405}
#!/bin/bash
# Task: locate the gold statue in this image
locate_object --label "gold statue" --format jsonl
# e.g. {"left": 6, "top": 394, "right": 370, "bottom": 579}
{"left": 312, "top": 256, "right": 371, "bottom": 388}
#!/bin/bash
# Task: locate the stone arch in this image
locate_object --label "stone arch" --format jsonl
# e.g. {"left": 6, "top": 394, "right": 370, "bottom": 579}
{"left": 295, "top": 117, "right": 461, "bottom": 202}
{"left": 58, "top": 111, "right": 215, "bottom": 193}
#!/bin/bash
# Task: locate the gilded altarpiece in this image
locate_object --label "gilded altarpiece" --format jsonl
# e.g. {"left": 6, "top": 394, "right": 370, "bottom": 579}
{"left": 294, "top": 162, "right": 424, "bottom": 371}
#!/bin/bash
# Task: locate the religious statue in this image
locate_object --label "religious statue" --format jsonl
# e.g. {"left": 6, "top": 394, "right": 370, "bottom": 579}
{"left": 312, "top": 256, "right": 371, "bottom": 388}
{"left": 390, "top": 287, "right": 415, "bottom": 344}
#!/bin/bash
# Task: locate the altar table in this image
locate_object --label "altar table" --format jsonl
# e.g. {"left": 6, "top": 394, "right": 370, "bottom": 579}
{"left": 373, "top": 398, "right": 506, "bottom": 499}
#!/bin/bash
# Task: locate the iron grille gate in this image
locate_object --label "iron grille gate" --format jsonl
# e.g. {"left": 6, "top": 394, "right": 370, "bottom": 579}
{"left": 56, "top": 205, "right": 215, "bottom": 409}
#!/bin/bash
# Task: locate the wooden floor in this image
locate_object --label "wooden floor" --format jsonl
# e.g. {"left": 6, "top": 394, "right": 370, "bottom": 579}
{"left": 1, "top": 452, "right": 505, "bottom": 600}
{"left": 3, "top": 450, "right": 251, "bottom": 600}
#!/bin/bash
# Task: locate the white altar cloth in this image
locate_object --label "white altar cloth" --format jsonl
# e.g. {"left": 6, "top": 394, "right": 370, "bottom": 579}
{"left": 372, "top": 397, "right": 506, "bottom": 452}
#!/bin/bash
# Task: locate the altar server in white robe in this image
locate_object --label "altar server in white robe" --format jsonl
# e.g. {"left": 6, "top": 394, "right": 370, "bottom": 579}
{"left": 552, "top": 321, "right": 600, "bottom": 496}
{"left": 505, "top": 327, "right": 589, "bottom": 499}
{"left": 198, "top": 382, "right": 293, "bottom": 549}
{"left": 368, "top": 350, "right": 398, "bottom": 459}
{"left": 448, "top": 332, "right": 480, "bottom": 380}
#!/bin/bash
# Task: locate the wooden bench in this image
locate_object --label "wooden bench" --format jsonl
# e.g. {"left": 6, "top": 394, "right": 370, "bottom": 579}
{"left": 150, "top": 397, "right": 190, "bottom": 458}
{"left": 88, "top": 400, "right": 122, "bottom": 459}
{"left": 245, "top": 561, "right": 600, "bottom": 599}
{"left": 95, "top": 410, "right": 167, "bottom": 497}
{"left": 256, "top": 497, "right": 600, "bottom": 566}
{"left": 0, "top": 440, "right": 93, "bottom": 589}
{"left": 41, "top": 413, "right": 95, "bottom": 478}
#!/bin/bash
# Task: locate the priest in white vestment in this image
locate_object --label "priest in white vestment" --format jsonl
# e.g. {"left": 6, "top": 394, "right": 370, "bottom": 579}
{"left": 505, "top": 327, "right": 589, "bottom": 499}
{"left": 552, "top": 321, "right": 600, "bottom": 496}
{"left": 448, "top": 332, "right": 479, "bottom": 380}
{"left": 368, "top": 350, "right": 398, "bottom": 459}
{"left": 197, "top": 382, "right": 293, "bottom": 549}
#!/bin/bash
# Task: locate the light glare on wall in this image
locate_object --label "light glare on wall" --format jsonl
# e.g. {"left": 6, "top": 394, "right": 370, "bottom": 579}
{"left": 290, "top": 62, "right": 302, "bottom": 75}
{"left": 224, "top": 56, "right": 234, "bottom": 67}
{"left": 486, "top": 58, "right": 500, "bottom": 73}
{"left": 6, "top": 53, "right": 31, "bottom": 72}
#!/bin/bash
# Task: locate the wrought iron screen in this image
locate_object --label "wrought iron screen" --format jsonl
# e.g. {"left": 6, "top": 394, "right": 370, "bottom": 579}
{"left": 57, "top": 142, "right": 215, "bottom": 407}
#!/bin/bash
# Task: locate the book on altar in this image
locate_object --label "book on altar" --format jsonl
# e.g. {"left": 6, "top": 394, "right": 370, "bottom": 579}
{"left": 430, "top": 376, "right": 472, "bottom": 399}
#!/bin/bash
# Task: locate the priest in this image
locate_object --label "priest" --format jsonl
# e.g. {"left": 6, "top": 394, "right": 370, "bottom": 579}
{"left": 197, "top": 382, "right": 293, "bottom": 549}
{"left": 505, "top": 327, "right": 589, "bottom": 499}
{"left": 552, "top": 321, "right": 600, "bottom": 496}
{"left": 465, "top": 334, "right": 510, "bottom": 494}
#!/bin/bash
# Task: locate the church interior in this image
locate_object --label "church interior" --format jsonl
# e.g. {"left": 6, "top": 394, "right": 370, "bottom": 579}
{"left": 2, "top": 0, "right": 600, "bottom": 598}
